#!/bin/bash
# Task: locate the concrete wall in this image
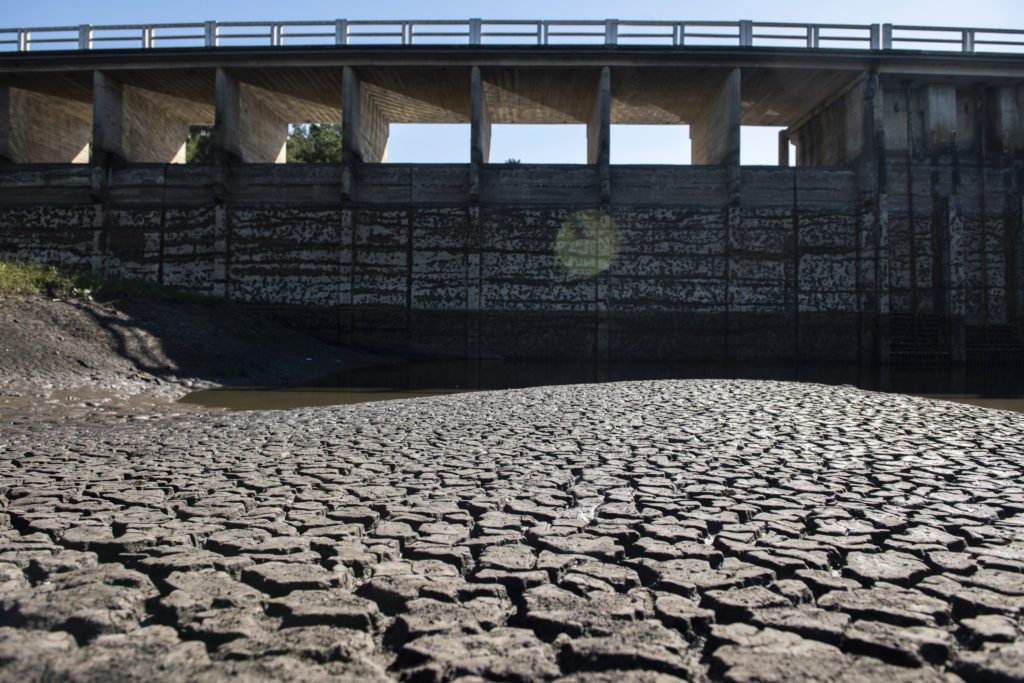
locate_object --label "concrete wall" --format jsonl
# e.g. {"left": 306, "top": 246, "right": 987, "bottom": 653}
{"left": 3, "top": 159, "right": 1018, "bottom": 362}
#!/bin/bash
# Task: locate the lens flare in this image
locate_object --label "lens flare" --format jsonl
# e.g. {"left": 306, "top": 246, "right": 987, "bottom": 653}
{"left": 554, "top": 209, "right": 619, "bottom": 279}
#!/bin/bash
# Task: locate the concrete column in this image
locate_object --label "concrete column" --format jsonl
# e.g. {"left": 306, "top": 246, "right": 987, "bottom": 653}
{"left": 470, "top": 66, "right": 491, "bottom": 165}
{"left": 0, "top": 85, "right": 90, "bottom": 163}
{"left": 92, "top": 72, "right": 192, "bottom": 165}
{"left": 341, "top": 66, "right": 389, "bottom": 166}
{"left": 691, "top": 68, "right": 741, "bottom": 166}
{"left": 922, "top": 84, "right": 957, "bottom": 153}
{"left": 587, "top": 67, "right": 611, "bottom": 166}
{"left": 993, "top": 85, "right": 1024, "bottom": 155}
{"left": 214, "top": 67, "right": 288, "bottom": 164}
{"left": 778, "top": 131, "right": 790, "bottom": 167}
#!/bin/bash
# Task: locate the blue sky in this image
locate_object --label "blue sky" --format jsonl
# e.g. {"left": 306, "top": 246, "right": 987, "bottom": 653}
{"left": 4, "top": 1, "right": 1023, "bottom": 164}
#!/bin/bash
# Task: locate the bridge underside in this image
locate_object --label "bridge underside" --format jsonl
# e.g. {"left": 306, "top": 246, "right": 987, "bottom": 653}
{"left": 1, "top": 47, "right": 1023, "bottom": 363}
{"left": 1, "top": 47, "right": 1023, "bottom": 165}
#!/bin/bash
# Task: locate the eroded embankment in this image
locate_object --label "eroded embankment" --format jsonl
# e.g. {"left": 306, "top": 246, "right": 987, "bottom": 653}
{"left": 0, "top": 292, "right": 382, "bottom": 420}
{"left": 0, "top": 379, "right": 1022, "bottom": 681}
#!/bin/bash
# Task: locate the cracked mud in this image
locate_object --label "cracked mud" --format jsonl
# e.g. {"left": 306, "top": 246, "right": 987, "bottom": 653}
{"left": 1, "top": 379, "right": 1023, "bottom": 681}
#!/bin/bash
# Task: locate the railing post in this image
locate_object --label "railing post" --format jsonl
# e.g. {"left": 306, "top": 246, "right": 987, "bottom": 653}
{"left": 335, "top": 19, "right": 348, "bottom": 46}
{"left": 806, "top": 26, "right": 813, "bottom": 48}
{"left": 812, "top": 26, "right": 820, "bottom": 48}
{"left": 469, "top": 18, "right": 482, "bottom": 45}
{"left": 739, "top": 20, "right": 753, "bottom": 47}
{"left": 882, "top": 23, "right": 893, "bottom": 49}
{"left": 270, "top": 24, "right": 281, "bottom": 47}
{"left": 78, "top": 24, "right": 91, "bottom": 50}
{"left": 961, "top": 29, "right": 974, "bottom": 53}
{"left": 605, "top": 19, "right": 618, "bottom": 46}
{"left": 17, "top": 30, "right": 28, "bottom": 52}
{"left": 204, "top": 21, "right": 217, "bottom": 48}
{"left": 541, "top": 21, "right": 548, "bottom": 45}
{"left": 869, "top": 24, "right": 881, "bottom": 50}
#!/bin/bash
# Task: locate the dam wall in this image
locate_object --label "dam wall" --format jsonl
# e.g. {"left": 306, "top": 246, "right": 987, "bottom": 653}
{"left": 1, "top": 160, "right": 1019, "bottom": 363}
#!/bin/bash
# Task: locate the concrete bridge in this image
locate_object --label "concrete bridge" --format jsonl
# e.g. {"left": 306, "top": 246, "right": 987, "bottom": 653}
{"left": 1, "top": 19, "right": 1023, "bottom": 364}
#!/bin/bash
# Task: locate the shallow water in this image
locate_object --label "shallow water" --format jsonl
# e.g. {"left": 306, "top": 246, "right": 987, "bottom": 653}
{"left": 178, "top": 360, "right": 1024, "bottom": 413}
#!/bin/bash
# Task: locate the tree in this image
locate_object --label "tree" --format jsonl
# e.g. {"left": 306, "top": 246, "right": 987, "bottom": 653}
{"left": 287, "top": 124, "right": 342, "bottom": 163}
{"left": 186, "top": 126, "right": 214, "bottom": 164}
{"left": 183, "top": 123, "right": 342, "bottom": 164}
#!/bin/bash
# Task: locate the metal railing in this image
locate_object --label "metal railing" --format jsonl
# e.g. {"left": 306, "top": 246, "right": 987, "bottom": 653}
{"left": 0, "top": 19, "right": 1021, "bottom": 54}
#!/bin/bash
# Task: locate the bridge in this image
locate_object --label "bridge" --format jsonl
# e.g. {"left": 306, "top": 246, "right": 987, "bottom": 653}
{"left": 0, "top": 18, "right": 1023, "bottom": 364}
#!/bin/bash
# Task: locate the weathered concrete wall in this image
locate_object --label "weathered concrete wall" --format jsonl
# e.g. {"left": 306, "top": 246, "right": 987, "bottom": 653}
{"left": 0, "top": 161, "right": 1020, "bottom": 362}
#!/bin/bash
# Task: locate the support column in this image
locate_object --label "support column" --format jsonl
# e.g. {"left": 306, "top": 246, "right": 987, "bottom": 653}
{"left": 92, "top": 72, "right": 193, "bottom": 165}
{"left": 993, "top": 85, "right": 1024, "bottom": 155}
{"left": 778, "top": 131, "right": 790, "bottom": 167}
{"left": 690, "top": 68, "right": 741, "bottom": 166}
{"left": 470, "top": 66, "right": 491, "bottom": 166}
{"left": 588, "top": 67, "right": 612, "bottom": 204}
{"left": 0, "top": 84, "right": 90, "bottom": 163}
{"left": 214, "top": 67, "right": 288, "bottom": 164}
{"left": 470, "top": 66, "right": 491, "bottom": 202}
{"left": 587, "top": 67, "right": 611, "bottom": 166}
{"left": 922, "top": 84, "right": 957, "bottom": 154}
{"left": 341, "top": 66, "right": 389, "bottom": 167}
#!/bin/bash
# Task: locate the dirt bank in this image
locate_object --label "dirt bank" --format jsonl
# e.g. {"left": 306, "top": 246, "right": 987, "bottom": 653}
{"left": 0, "top": 293, "right": 385, "bottom": 417}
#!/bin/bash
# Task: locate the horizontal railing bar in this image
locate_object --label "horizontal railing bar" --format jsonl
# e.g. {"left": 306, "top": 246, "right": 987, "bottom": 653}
{"left": 893, "top": 37, "right": 964, "bottom": 44}
{"left": 0, "top": 19, "right": 1020, "bottom": 54}
{"left": 892, "top": 24, "right": 1024, "bottom": 33}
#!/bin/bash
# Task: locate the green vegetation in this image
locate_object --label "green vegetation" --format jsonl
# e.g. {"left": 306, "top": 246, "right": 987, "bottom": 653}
{"left": 286, "top": 124, "right": 343, "bottom": 163}
{"left": 0, "top": 260, "right": 218, "bottom": 303}
{"left": 186, "top": 126, "right": 214, "bottom": 163}
{"left": 184, "top": 124, "right": 342, "bottom": 164}
{"left": 0, "top": 261, "right": 98, "bottom": 297}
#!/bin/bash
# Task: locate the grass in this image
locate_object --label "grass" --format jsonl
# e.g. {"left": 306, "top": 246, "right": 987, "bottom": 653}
{"left": 0, "top": 260, "right": 220, "bottom": 303}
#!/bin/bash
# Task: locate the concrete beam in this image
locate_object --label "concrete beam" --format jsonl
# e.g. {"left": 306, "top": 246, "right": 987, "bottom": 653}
{"left": 690, "top": 68, "right": 741, "bottom": 166}
{"left": 214, "top": 67, "right": 288, "bottom": 164}
{"left": 341, "top": 66, "right": 389, "bottom": 165}
{"left": 0, "top": 85, "right": 90, "bottom": 163}
{"left": 923, "top": 84, "right": 957, "bottom": 153}
{"left": 470, "top": 66, "right": 491, "bottom": 165}
{"left": 587, "top": 66, "right": 611, "bottom": 166}
{"left": 92, "top": 72, "right": 193, "bottom": 165}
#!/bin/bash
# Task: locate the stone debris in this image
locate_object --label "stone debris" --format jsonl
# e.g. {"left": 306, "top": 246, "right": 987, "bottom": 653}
{"left": 1, "top": 378, "right": 1023, "bottom": 680}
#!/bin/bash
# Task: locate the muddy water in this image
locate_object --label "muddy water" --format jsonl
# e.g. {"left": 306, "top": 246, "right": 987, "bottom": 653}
{"left": 178, "top": 360, "right": 1024, "bottom": 413}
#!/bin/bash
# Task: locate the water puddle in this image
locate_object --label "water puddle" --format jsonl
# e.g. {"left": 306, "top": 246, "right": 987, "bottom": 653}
{"left": 178, "top": 360, "right": 1024, "bottom": 413}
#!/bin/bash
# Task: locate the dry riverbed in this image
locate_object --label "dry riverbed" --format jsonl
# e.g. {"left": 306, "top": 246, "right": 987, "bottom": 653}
{"left": 1, "top": 293, "right": 1023, "bottom": 681}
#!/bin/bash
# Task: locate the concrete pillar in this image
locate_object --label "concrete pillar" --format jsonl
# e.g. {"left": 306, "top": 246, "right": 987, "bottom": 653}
{"left": 0, "top": 85, "right": 90, "bottom": 163}
{"left": 214, "top": 68, "right": 288, "bottom": 164}
{"left": 691, "top": 68, "right": 741, "bottom": 166}
{"left": 778, "top": 131, "right": 790, "bottom": 167}
{"left": 92, "top": 72, "right": 192, "bottom": 165}
{"left": 470, "top": 66, "right": 491, "bottom": 165}
{"left": 993, "top": 85, "right": 1024, "bottom": 155}
{"left": 922, "top": 84, "right": 957, "bottom": 153}
{"left": 587, "top": 67, "right": 611, "bottom": 166}
{"left": 341, "top": 66, "right": 389, "bottom": 166}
